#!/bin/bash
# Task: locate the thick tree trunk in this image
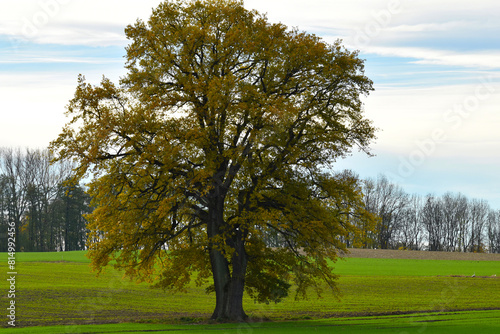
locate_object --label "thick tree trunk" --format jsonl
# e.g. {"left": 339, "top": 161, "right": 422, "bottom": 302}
{"left": 225, "top": 230, "right": 248, "bottom": 321}
{"left": 208, "top": 244, "right": 229, "bottom": 318}
{"left": 209, "top": 244, "right": 248, "bottom": 321}
{"left": 207, "top": 193, "right": 248, "bottom": 321}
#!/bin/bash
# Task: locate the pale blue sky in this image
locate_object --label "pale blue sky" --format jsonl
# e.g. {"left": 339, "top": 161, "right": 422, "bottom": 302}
{"left": 1, "top": 0, "right": 499, "bottom": 207}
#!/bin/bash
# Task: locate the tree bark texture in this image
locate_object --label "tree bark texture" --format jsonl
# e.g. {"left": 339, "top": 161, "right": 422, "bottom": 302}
{"left": 207, "top": 191, "right": 248, "bottom": 321}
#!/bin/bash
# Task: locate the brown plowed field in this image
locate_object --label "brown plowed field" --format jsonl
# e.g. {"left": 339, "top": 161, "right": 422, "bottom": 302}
{"left": 342, "top": 248, "right": 500, "bottom": 261}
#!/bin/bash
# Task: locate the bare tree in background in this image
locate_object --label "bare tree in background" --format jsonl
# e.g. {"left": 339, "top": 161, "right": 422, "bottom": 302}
{"left": 0, "top": 174, "right": 10, "bottom": 252}
{"left": 0, "top": 148, "right": 27, "bottom": 251}
{"left": 468, "top": 199, "right": 490, "bottom": 252}
{"left": 398, "top": 194, "right": 424, "bottom": 250}
{"left": 0, "top": 147, "right": 86, "bottom": 251}
{"left": 422, "top": 195, "right": 445, "bottom": 251}
{"left": 22, "top": 148, "right": 75, "bottom": 251}
{"left": 440, "top": 192, "right": 469, "bottom": 252}
{"left": 362, "top": 175, "right": 408, "bottom": 249}
{"left": 487, "top": 210, "right": 500, "bottom": 253}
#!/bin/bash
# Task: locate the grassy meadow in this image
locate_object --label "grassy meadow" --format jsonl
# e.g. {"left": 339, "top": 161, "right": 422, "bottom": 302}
{"left": 2, "top": 311, "right": 500, "bottom": 334}
{"left": 1, "top": 250, "right": 499, "bottom": 332}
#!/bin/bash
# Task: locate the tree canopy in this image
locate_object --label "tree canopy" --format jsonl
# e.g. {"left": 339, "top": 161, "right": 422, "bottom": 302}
{"left": 50, "top": 0, "right": 377, "bottom": 321}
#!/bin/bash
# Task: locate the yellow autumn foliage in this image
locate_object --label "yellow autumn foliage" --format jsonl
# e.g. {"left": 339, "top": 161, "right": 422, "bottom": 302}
{"left": 50, "top": 0, "right": 377, "bottom": 321}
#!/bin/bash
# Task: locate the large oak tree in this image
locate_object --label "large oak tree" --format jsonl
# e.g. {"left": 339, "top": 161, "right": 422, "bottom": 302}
{"left": 51, "top": 0, "right": 376, "bottom": 321}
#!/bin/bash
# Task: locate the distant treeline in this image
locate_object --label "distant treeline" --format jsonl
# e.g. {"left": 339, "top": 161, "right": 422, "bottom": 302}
{"left": 0, "top": 148, "right": 91, "bottom": 252}
{"left": 355, "top": 175, "right": 500, "bottom": 253}
{"left": 263, "top": 174, "right": 500, "bottom": 254}
{"left": 2, "top": 147, "right": 499, "bottom": 253}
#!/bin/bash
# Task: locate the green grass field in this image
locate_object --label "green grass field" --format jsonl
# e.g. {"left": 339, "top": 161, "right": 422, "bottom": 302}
{"left": 2, "top": 311, "right": 500, "bottom": 334}
{"left": 1, "top": 251, "right": 499, "bottom": 333}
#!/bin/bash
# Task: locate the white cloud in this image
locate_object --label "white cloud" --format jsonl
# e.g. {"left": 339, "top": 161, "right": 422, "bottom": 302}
{"left": 0, "top": 73, "right": 75, "bottom": 148}
{"left": 363, "top": 79, "right": 500, "bottom": 158}
{"left": 0, "top": 54, "right": 122, "bottom": 65}
{"left": 0, "top": 0, "right": 163, "bottom": 46}
{"left": 411, "top": 52, "right": 500, "bottom": 69}
{"left": 386, "top": 21, "right": 467, "bottom": 33}
{"left": 360, "top": 46, "right": 500, "bottom": 69}
{"left": 2, "top": 0, "right": 499, "bottom": 52}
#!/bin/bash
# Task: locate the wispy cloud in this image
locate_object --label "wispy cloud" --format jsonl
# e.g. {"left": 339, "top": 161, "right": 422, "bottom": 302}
{"left": 1, "top": 22, "right": 128, "bottom": 47}
{"left": 386, "top": 21, "right": 469, "bottom": 33}
{"left": 0, "top": 54, "right": 123, "bottom": 65}
{"left": 361, "top": 46, "right": 500, "bottom": 69}
{"left": 0, "top": 0, "right": 163, "bottom": 47}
